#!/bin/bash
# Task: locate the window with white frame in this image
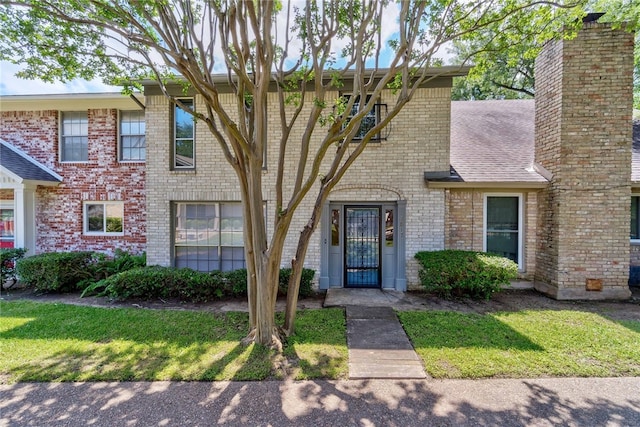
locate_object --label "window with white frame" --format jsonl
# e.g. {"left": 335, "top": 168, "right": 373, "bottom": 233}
{"left": 61, "top": 111, "right": 88, "bottom": 162}
{"left": 341, "top": 95, "right": 384, "bottom": 141}
{"left": 120, "top": 110, "right": 146, "bottom": 161}
{"left": 484, "top": 195, "right": 522, "bottom": 268}
{"left": 173, "top": 99, "right": 195, "bottom": 168}
{"left": 174, "top": 202, "right": 245, "bottom": 272}
{"left": 631, "top": 196, "right": 640, "bottom": 240}
{"left": 84, "top": 202, "right": 124, "bottom": 235}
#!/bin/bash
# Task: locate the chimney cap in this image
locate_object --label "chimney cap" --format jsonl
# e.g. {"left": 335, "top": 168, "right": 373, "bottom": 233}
{"left": 583, "top": 12, "right": 605, "bottom": 23}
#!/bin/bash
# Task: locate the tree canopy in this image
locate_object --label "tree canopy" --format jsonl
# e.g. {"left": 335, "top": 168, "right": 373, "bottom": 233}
{"left": 0, "top": 0, "right": 587, "bottom": 346}
{"left": 451, "top": 0, "right": 640, "bottom": 106}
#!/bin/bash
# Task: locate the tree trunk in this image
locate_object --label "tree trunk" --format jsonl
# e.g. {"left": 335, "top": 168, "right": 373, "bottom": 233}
{"left": 283, "top": 197, "right": 325, "bottom": 336}
{"left": 283, "top": 225, "right": 314, "bottom": 336}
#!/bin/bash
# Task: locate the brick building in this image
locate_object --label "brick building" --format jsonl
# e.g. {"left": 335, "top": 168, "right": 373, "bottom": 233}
{"left": 433, "top": 21, "right": 635, "bottom": 299}
{"left": 0, "top": 21, "right": 635, "bottom": 300}
{"left": 0, "top": 94, "right": 146, "bottom": 256}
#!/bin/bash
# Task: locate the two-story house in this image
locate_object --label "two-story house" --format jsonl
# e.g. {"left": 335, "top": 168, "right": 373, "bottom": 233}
{"left": 0, "top": 21, "right": 635, "bottom": 301}
{"left": 142, "top": 20, "right": 634, "bottom": 300}
{"left": 0, "top": 94, "right": 146, "bottom": 256}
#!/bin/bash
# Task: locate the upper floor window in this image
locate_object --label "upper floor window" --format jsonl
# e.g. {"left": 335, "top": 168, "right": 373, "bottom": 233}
{"left": 631, "top": 196, "right": 640, "bottom": 240}
{"left": 120, "top": 110, "right": 146, "bottom": 161}
{"left": 61, "top": 111, "right": 88, "bottom": 162}
{"left": 174, "top": 99, "right": 194, "bottom": 168}
{"left": 84, "top": 201, "right": 124, "bottom": 236}
{"left": 342, "top": 95, "right": 384, "bottom": 141}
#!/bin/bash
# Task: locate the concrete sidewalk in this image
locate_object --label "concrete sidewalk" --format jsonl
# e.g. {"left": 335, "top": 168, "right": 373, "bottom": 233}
{"left": 2, "top": 378, "right": 640, "bottom": 426}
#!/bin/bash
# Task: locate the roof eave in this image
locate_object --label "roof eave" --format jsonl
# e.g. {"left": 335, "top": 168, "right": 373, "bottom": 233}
{"left": 427, "top": 181, "right": 549, "bottom": 189}
{"left": 140, "top": 65, "right": 472, "bottom": 88}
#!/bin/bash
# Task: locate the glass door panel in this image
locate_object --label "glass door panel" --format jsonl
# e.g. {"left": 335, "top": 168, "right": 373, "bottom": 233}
{"left": 345, "top": 207, "right": 381, "bottom": 288}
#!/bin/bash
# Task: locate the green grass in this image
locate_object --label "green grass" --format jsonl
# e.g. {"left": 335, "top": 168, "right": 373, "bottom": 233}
{"left": 0, "top": 301, "right": 347, "bottom": 383}
{"left": 4, "top": 300, "right": 638, "bottom": 383}
{"left": 399, "top": 310, "right": 640, "bottom": 379}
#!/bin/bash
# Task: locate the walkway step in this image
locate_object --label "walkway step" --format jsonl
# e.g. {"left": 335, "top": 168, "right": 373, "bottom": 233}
{"left": 346, "top": 306, "right": 428, "bottom": 380}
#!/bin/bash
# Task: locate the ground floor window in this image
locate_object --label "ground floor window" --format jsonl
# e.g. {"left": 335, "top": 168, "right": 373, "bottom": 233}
{"left": 484, "top": 195, "right": 522, "bottom": 268}
{"left": 631, "top": 196, "right": 640, "bottom": 240}
{"left": 83, "top": 202, "right": 124, "bottom": 235}
{"left": 174, "top": 202, "right": 245, "bottom": 272}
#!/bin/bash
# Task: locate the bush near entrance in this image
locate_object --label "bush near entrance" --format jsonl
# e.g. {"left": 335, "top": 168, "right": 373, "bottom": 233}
{"left": 415, "top": 250, "right": 517, "bottom": 300}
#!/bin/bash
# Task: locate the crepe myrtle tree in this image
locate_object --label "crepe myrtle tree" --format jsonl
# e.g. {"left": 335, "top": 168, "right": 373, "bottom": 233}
{"left": 0, "top": 0, "right": 584, "bottom": 346}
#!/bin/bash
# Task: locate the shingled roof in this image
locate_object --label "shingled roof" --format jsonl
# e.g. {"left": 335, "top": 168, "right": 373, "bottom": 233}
{"left": 0, "top": 139, "right": 62, "bottom": 184}
{"left": 448, "top": 99, "right": 547, "bottom": 186}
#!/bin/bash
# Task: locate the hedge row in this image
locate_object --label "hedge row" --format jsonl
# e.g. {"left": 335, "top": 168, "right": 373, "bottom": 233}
{"left": 16, "top": 250, "right": 146, "bottom": 293}
{"left": 87, "top": 266, "right": 316, "bottom": 301}
{"left": 15, "top": 250, "right": 315, "bottom": 302}
{"left": 414, "top": 250, "right": 517, "bottom": 300}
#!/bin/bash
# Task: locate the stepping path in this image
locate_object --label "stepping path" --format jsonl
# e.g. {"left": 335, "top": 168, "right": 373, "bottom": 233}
{"left": 346, "top": 305, "right": 428, "bottom": 379}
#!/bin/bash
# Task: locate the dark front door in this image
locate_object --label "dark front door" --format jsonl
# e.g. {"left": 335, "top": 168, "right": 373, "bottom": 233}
{"left": 344, "top": 206, "right": 381, "bottom": 288}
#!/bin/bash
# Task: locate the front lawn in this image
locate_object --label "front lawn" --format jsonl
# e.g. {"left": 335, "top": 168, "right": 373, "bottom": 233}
{"left": 399, "top": 310, "right": 640, "bottom": 378}
{"left": 3, "top": 300, "right": 639, "bottom": 383}
{"left": 0, "top": 301, "right": 347, "bottom": 383}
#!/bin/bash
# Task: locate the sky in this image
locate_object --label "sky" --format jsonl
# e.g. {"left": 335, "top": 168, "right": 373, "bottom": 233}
{"left": 0, "top": 61, "right": 122, "bottom": 95}
{"left": 0, "top": 2, "right": 454, "bottom": 97}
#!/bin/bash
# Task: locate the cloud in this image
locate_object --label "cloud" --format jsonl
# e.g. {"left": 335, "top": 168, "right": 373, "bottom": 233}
{"left": 0, "top": 61, "right": 121, "bottom": 95}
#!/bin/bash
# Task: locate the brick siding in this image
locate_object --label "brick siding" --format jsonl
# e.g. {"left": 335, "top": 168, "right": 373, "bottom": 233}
{"left": 534, "top": 22, "right": 634, "bottom": 299}
{"left": 444, "top": 188, "right": 537, "bottom": 280}
{"left": 145, "top": 85, "right": 452, "bottom": 289}
{"left": 1, "top": 109, "right": 146, "bottom": 255}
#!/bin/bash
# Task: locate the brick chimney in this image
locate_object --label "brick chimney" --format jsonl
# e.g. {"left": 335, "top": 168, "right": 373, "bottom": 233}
{"left": 534, "top": 19, "right": 635, "bottom": 299}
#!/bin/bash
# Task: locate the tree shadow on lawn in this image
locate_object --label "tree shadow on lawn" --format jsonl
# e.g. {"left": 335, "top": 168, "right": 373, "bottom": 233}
{"left": 399, "top": 311, "right": 544, "bottom": 351}
{"left": 399, "top": 309, "right": 640, "bottom": 378}
{"left": 0, "top": 302, "right": 343, "bottom": 382}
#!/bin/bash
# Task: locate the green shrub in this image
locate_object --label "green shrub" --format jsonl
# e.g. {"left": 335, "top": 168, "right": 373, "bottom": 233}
{"left": 91, "top": 265, "right": 316, "bottom": 302}
{"left": 279, "top": 268, "right": 316, "bottom": 297}
{"left": 95, "top": 266, "right": 226, "bottom": 302}
{"left": 90, "top": 249, "right": 147, "bottom": 280}
{"left": 16, "top": 251, "right": 96, "bottom": 292}
{"left": 414, "top": 250, "right": 517, "bottom": 300}
{"left": 224, "top": 268, "right": 248, "bottom": 296}
{"left": 221, "top": 267, "right": 316, "bottom": 298}
{"left": 1, "top": 247, "right": 27, "bottom": 287}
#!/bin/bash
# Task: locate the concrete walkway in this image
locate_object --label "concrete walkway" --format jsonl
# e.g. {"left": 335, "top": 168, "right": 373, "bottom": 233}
{"left": 326, "top": 288, "right": 428, "bottom": 379}
{"left": 346, "top": 306, "right": 427, "bottom": 379}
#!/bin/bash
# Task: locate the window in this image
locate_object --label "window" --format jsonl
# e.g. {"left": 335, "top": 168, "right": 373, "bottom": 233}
{"left": 174, "top": 202, "right": 245, "bottom": 272}
{"left": 631, "top": 196, "right": 640, "bottom": 240}
{"left": 342, "top": 95, "right": 384, "bottom": 141}
{"left": 173, "top": 99, "right": 194, "bottom": 168}
{"left": 120, "top": 110, "right": 146, "bottom": 161}
{"left": 61, "top": 111, "right": 88, "bottom": 162}
{"left": 84, "top": 202, "right": 124, "bottom": 235}
{"left": 484, "top": 195, "right": 522, "bottom": 268}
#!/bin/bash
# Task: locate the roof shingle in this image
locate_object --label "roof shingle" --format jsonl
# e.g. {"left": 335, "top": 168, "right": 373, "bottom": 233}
{"left": 0, "top": 140, "right": 61, "bottom": 183}
{"left": 450, "top": 99, "right": 547, "bottom": 184}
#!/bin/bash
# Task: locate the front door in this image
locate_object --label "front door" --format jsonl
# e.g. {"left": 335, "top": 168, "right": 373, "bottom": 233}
{"left": 344, "top": 206, "right": 381, "bottom": 288}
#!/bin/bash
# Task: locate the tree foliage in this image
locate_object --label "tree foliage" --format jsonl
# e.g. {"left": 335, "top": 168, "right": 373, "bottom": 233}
{"left": 451, "top": 0, "right": 640, "bottom": 105}
{"left": 0, "top": 0, "right": 585, "bottom": 346}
